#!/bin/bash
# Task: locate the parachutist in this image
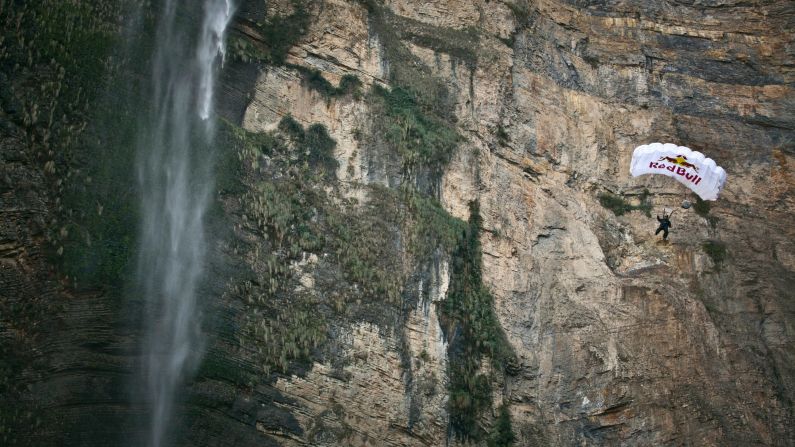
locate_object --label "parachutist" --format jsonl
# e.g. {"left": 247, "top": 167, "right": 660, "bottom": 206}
{"left": 655, "top": 214, "right": 671, "bottom": 240}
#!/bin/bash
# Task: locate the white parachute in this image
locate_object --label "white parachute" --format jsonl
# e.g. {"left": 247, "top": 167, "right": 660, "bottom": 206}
{"left": 630, "top": 143, "right": 727, "bottom": 201}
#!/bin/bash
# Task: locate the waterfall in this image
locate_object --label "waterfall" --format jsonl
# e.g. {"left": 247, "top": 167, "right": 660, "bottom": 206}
{"left": 136, "top": 1, "right": 232, "bottom": 446}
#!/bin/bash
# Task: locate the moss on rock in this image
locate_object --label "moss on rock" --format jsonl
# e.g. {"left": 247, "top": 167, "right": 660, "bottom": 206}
{"left": 441, "top": 201, "right": 516, "bottom": 441}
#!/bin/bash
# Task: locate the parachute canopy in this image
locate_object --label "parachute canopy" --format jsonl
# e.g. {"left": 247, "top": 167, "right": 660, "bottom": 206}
{"left": 630, "top": 143, "right": 727, "bottom": 201}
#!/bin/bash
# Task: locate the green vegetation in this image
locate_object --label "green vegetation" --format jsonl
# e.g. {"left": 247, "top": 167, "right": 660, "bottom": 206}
{"left": 404, "top": 188, "right": 466, "bottom": 256}
{"left": 227, "top": 0, "right": 310, "bottom": 65}
{"left": 223, "top": 114, "right": 451, "bottom": 308}
{"left": 220, "top": 117, "right": 430, "bottom": 375}
{"left": 368, "top": 85, "right": 460, "bottom": 180}
{"left": 324, "top": 186, "right": 405, "bottom": 305}
{"left": 231, "top": 119, "right": 330, "bottom": 254}
{"left": 693, "top": 196, "right": 710, "bottom": 216}
{"left": 702, "top": 240, "right": 727, "bottom": 268}
{"left": 218, "top": 117, "right": 330, "bottom": 375}
{"left": 357, "top": 0, "right": 455, "bottom": 116}
{"left": 1, "top": 0, "right": 514, "bottom": 440}
{"left": 337, "top": 75, "right": 364, "bottom": 97}
{"left": 399, "top": 21, "right": 480, "bottom": 67}
{"left": 598, "top": 190, "right": 652, "bottom": 217}
{"left": 0, "top": 0, "right": 141, "bottom": 289}
{"left": 0, "top": 0, "right": 141, "bottom": 442}
{"left": 290, "top": 66, "right": 363, "bottom": 99}
{"left": 359, "top": 0, "right": 480, "bottom": 68}
{"left": 496, "top": 125, "right": 510, "bottom": 146}
{"left": 441, "top": 201, "right": 516, "bottom": 441}
{"left": 693, "top": 196, "right": 718, "bottom": 228}
{"left": 278, "top": 114, "right": 340, "bottom": 177}
{"left": 598, "top": 193, "right": 632, "bottom": 215}
{"left": 221, "top": 110, "right": 503, "bottom": 392}
{"left": 0, "top": 0, "right": 146, "bottom": 291}
{"left": 218, "top": 3, "right": 513, "bottom": 438}
{"left": 505, "top": 1, "right": 533, "bottom": 27}
{"left": 56, "top": 85, "right": 145, "bottom": 288}
{"left": 354, "top": 0, "right": 474, "bottom": 194}
{"left": 489, "top": 404, "right": 516, "bottom": 447}
{"left": 220, "top": 116, "right": 449, "bottom": 374}
{"left": 352, "top": 3, "right": 514, "bottom": 438}
{"left": 248, "top": 304, "right": 327, "bottom": 375}
{"left": 298, "top": 66, "right": 339, "bottom": 96}
{"left": 57, "top": 85, "right": 145, "bottom": 289}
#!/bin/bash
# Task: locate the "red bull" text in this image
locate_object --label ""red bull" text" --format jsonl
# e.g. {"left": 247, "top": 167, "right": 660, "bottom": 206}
{"left": 648, "top": 161, "right": 702, "bottom": 185}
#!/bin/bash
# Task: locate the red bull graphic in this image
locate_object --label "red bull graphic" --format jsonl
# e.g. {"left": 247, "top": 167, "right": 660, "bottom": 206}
{"left": 630, "top": 143, "right": 726, "bottom": 201}
{"left": 648, "top": 155, "right": 702, "bottom": 185}
{"left": 658, "top": 154, "right": 699, "bottom": 173}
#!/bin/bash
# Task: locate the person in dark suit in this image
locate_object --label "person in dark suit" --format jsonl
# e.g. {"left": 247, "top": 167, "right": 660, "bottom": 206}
{"left": 655, "top": 214, "right": 671, "bottom": 240}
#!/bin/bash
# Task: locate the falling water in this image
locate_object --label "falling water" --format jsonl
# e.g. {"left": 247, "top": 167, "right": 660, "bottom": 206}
{"left": 136, "top": 1, "right": 232, "bottom": 446}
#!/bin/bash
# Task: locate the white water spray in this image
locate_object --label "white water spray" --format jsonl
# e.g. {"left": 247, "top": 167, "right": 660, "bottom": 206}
{"left": 137, "top": 1, "right": 232, "bottom": 446}
{"left": 198, "top": 0, "right": 233, "bottom": 122}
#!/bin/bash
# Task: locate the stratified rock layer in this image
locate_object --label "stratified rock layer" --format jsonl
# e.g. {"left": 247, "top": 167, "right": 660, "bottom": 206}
{"left": 228, "top": 0, "right": 794, "bottom": 445}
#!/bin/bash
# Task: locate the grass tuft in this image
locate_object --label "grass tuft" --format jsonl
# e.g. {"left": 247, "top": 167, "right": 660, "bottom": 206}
{"left": 702, "top": 240, "right": 727, "bottom": 268}
{"left": 598, "top": 190, "right": 652, "bottom": 217}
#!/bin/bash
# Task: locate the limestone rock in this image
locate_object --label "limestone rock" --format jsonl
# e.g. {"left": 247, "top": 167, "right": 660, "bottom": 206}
{"left": 231, "top": 0, "right": 795, "bottom": 445}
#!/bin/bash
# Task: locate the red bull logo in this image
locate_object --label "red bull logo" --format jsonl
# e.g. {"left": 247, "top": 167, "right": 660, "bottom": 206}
{"left": 649, "top": 154, "right": 702, "bottom": 185}
{"left": 658, "top": 154, "right": 699, "bottom": 173}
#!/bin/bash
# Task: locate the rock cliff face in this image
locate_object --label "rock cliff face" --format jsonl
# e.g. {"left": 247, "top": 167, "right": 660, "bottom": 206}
{"left": 218, "top": 0, "right": 794, "bottom": 445}
{"left": 1, "top": 0, "right": 793, "bottom": 446}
